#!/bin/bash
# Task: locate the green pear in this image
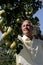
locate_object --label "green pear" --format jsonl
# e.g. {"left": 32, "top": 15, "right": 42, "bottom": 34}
{"left": 0, "top": 10, "right": 5, "bottom": 15}
{"left": 25, "top": 12, "right": 28, "bottom": 15}
{"left": 7, "top": 27, "right": 13, "bottom": 34}
{"left": 2, "top": 32, "right": 8, "bottom": 40}
{"left": 29, "top": 11, "right": 32, "bottom": 14}
{"left": 10, "top": 41, "right": 16, "bottom": 49}
{"left": 16, "top": 18, "right": 20, "bottom": 22}
{"left": 0, "top": 18, "right": 3, "bottom": 25}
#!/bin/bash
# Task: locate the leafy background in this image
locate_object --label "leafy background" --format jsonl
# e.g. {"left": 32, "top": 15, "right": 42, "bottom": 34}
{"left": 0, "top": 0, "right": 43, "bottom": 65}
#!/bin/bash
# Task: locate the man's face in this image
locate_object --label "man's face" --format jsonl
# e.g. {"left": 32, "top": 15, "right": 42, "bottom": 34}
{"left": 21, "top": 20, "right": 33, "bottom": 36}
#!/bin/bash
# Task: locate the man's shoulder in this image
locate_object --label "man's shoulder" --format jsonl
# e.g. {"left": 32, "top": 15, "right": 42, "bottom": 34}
{"left": 34, "top": 38, "right": 43, "bottom": 44}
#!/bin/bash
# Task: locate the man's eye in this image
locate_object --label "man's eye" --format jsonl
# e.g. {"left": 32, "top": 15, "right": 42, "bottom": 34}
{"left": 23, "top": 25, "right": 25, "bottom": 27}
{"left": 27, "top": 25, "right": 30, "bottom": 26}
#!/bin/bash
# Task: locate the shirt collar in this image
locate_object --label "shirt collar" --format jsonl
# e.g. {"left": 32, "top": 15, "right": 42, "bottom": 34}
{"left": 22, "top": 35, "right": 31, "bottom": 41}
{"left": 22, "top": 35, "right": 35, "bottom": 41}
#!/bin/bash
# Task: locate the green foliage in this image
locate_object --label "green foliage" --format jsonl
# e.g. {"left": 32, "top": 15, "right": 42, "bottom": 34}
{"left": 0, "top": 40, "right": 16, "bottom": 65}
{"left": 0, "top": 0, "right": 43, "bottom": 65}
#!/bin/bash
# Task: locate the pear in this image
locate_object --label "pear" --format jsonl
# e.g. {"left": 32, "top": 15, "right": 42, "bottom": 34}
{"left": 0, "top": 18, "right": 3, "bottom": 25}
{"left": 0, "top": 10, "right": 5, "bottom": 15}
{"left": 25, "top": 12, "right": 28, "bottom": 15}
{"left": 16, "top": 18, "right": 21, "bottom": 23}
{"left": 29, "top": 11, "right": 32, "bottom": 14}
{"left": 1, "top": 32, "right": 7, "bottom": 40}
{"left": 7, "top": 27, "right": 13, "bottom": 34}
{"left": 10, "top": 41, "right": 16, "bottom": 49}
{"left": 16, "top": 18, "right": 20, "bottom": 22}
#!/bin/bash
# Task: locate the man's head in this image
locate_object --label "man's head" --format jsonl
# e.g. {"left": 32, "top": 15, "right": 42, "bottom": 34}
{"left": 21, "top": 20, "right": 33, "bottom": 37}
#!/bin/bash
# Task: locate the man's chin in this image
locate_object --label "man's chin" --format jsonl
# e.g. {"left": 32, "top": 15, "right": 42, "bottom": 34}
{"left": 24, "top": 31, "right": 30, "bottom": 34}
{"left": 24, "top": 32, "right": 28, "bottom": 34}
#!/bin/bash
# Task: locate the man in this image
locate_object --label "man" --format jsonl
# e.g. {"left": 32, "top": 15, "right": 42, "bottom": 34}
{"left": 16, "top": 20, "right": 43, "bottom": 65}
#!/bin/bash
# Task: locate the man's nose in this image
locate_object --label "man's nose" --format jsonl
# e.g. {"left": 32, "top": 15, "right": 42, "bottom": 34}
{"left": 24, "top": 25, "right": 27, "bottom": 28}
{"left": 25, "top": 25, "right": 29, "bottom": 28}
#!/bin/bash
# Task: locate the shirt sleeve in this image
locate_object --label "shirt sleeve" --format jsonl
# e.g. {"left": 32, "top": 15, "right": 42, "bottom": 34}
{"left": 16, "top": 54, "right": 23, "bottom": 65}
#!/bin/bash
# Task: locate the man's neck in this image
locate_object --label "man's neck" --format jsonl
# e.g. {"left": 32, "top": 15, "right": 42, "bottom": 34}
{"left": 22, "top": 35, "right": 33, "bottom": 41}
{"left": 25, "top": 34, "right": 33, "bottom": 40}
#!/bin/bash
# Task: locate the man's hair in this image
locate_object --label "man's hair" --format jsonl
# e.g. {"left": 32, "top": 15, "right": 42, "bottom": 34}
{"left": 21, "top": 19, "right": 33, "bottom": 26}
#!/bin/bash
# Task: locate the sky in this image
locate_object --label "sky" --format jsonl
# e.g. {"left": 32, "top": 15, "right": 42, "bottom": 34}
{"left": 33, "top": 8, "right": 43, "bottom": 35}
{"left": 0, "top": 7, "right": 43, "bottom": 40}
